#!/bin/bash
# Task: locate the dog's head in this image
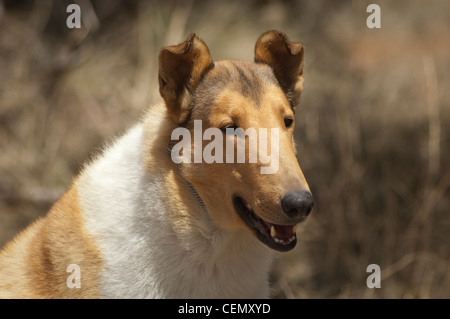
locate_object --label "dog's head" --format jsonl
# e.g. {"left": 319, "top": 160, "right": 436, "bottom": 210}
{"left": 159, "top": 31, "right": 313, "bottom": 252}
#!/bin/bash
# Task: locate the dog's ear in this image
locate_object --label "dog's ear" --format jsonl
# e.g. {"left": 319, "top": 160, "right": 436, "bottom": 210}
{"left": 254, "top": 30, "right": 304, "bottom": 111}
{"left": 159, "top": 34, "right": 213, "bottom": 124}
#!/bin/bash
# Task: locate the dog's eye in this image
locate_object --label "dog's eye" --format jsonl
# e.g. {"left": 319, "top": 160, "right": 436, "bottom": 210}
{"left": 284, "top": 117, "right": 294, "bottom": 128}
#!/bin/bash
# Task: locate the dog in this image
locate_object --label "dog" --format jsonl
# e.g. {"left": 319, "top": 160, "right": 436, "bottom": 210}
{"left": 0, "top": 30, "right": 313, "bottom": 298}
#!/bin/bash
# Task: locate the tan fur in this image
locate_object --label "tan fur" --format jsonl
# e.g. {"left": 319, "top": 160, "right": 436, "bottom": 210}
{"left": 141, "top": 103, "right": 204, "bottom": 234}
{"left": 182, "top": 80, "right": 309, "bottom": 231}
{"left": 0, "top": 184, "right": 103, "bottom": 298}
{"left": 0, "top": 31, "right": 310, "bottom": 298}
{"left": 159, "top": 34, "right": 213, "bottom": 124}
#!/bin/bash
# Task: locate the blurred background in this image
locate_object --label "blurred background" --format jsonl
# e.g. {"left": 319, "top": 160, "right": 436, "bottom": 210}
{"left": 0, "top": 0, "right": 449, "bottom": 298}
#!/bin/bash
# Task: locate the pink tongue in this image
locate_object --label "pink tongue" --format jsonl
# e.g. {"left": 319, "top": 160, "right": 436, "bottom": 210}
{"left": 273, "top": 225, "right": 294, "bottom": 239}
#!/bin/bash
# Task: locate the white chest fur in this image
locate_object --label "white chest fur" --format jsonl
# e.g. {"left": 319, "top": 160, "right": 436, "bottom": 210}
{"left": 77, "top": 124, "right": 274, "bottom": 298}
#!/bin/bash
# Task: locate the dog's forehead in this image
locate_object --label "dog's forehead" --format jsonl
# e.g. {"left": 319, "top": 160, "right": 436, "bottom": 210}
{"left": 194, "top": 60, "right": 283, "bottom": 110}
{"left": 209, "top": 60, "right": 277, "bottom": 90}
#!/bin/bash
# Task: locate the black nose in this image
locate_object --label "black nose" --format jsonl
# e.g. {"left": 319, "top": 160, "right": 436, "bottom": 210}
{"left": 281, "top": 191, "right": 314, "bottom": 219}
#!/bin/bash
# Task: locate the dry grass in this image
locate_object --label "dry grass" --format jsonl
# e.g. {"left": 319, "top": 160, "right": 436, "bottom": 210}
{"left": 1, "top": 0, "right": 449, "bottom": 298}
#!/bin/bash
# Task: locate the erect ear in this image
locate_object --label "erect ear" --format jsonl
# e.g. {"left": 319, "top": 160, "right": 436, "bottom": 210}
{"left": 159, "top": 33, "right": 213, "bottom": 124}
{"left": 254, "top": 30, "right": 305, "bottom": 111}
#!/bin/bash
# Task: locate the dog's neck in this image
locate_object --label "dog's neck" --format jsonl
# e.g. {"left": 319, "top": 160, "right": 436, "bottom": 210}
{"left": 79, "top": 103, "right": 275, "bottom": 297}
{"left": 142, "top": 104, "right": 275, "bottom": 297}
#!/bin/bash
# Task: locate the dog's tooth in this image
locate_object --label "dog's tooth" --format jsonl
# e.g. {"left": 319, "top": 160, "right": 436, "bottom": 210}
{"left": 270, "top": 226, "right": 276, "bottom": 238}
{"left": 272, "top": 233, "right": 297, "bottom": 245}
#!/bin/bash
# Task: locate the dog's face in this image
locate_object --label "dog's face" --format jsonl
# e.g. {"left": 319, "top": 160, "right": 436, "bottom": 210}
{"left": 159, "top": 31, "right": 313, "bottom": 252}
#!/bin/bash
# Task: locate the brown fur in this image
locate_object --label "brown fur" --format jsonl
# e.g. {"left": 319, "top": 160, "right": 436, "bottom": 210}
{"left": 159, "top": 33, "right": 214, "bottom": 124}
{"left": 254, "top": 30, "right": 305, "bottom": 111}
{"left": 0, "top": 30, "right": 309, "bottom": 298}
{"left": 0, "top": 184, "right": 103, "bottom": 298}
{"left": 155, "top": 31, "right": 309, "bottom": 235}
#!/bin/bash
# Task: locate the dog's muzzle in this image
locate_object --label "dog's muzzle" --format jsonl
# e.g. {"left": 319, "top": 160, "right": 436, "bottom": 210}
{"left": 233, "top": 192, "right": 313, "bottom": 252}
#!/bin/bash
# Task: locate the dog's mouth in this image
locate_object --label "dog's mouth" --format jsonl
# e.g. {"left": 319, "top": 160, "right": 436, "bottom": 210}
{"left": 233, "top": 196, "right": 297, "bottom": 252}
